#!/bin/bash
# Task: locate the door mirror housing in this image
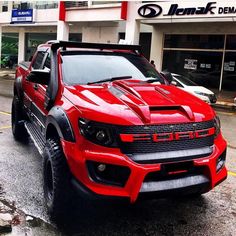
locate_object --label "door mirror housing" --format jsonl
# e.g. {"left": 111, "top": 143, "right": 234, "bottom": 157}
{"left": 27, "top": 69, "right": 50, "bottom": 85}
{"left": 171, "top": 80, "right": 178, "bottom": 86}
{"left": 161, "top": 71, "right": 174, "bottom": 84}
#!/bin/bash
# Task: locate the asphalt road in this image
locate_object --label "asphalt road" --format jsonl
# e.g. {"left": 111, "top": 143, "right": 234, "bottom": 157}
{"left": 0, "top": 91, "right": 236, "bottom": 235}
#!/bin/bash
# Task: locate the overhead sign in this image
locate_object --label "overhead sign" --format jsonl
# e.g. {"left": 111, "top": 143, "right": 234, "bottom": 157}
{"left": 137, "top": 1, "right": 236, "bottom": 19}
{"left": 11, "top": 9, "right": 33, "bottom": 23}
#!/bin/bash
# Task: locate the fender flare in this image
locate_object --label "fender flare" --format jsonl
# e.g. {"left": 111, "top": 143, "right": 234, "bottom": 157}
{"left": 14, "top": 76, "right": 24, "bottom": 100}
{"left": 45, "top": 106, "right": 75, "bottom": 142}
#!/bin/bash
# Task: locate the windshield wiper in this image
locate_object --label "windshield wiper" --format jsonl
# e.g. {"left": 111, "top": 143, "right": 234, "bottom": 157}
{"left": 144, "top": 78, "right": 161, "bottom": 83}
{"left": 87, "top": 76, "right": 132, "bottom": 85}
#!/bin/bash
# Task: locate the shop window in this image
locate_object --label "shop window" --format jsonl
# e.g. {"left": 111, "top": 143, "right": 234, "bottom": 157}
{"left": 164, "top": 34, "right": 224, "bottom": 49}
{"left": 1, "top": 33, "right": 18, "bottom": 68}
{"left": 162, "top": 50, "right": 222, "bottom": 90}
{"left": 34, "top": 1, "right": 58, "bottom": 9}
{"left": 2, "top": 1, "right": 8, "bottom": 12}
{"left": 226, "top": 35, "right": 236, "bottom": 50}
{"left": 65, "top": 1, "right": 88, "bottom": 8}
{"left": 222, "top": 52, "right": 236, "bottom": 91}
{"left": 119, "top": 32, "right": 152, "bottom": 60}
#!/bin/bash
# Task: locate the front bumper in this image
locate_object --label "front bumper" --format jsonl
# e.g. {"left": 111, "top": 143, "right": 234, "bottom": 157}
{"left": 61, "top": 134, "right": 227, "bottom": 203}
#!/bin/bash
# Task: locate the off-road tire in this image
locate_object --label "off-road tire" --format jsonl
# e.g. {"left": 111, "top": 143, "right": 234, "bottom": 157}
{"left": 11, "top": 96, "right": 28, "bottom": 142}
{"left": 43, "top": 138, "right": 73, "bottom": 221}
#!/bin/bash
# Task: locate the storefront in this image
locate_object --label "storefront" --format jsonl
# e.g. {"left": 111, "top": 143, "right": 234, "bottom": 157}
{"left": 162, "top": 34, "right": 236, "bottom": 95}
{"left": 122, "top": 1, "right": 236, "bottom": 98}
{"left": 0, "top": 1, "right": 236, "bottom": 98}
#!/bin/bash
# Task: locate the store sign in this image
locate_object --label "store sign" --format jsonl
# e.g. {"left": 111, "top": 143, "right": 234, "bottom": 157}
{"left": 11, "top": 9, "right": 33, "bottom": 23}
{"left": 138, "top": 1, "right": 236, "bottom": 19}
{"left": 138, "top": 4, "right": 162, "bottom": 18}
{"left": 165, "top": 2, "right": 216, "bottom": 16}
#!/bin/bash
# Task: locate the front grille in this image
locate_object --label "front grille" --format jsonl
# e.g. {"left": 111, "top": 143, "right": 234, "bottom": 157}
{"left": 115, "top": 120, "right": 214, "bottom": 155}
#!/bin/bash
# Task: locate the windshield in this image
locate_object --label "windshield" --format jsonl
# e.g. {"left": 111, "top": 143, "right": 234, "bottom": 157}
{"left": 174, "top": 74, "right": 198, "bottom": 86}
{"left": 61, "top": 51, "right": 165, "bottom": 85}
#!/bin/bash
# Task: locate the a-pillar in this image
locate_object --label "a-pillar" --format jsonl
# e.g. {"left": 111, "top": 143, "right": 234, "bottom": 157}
{"left": 57, "top": 21, "right": 69, "bottom": 41}
{"left": 150, "top": 26, "right": 164, "bottom": 71}
{"left": 124, "top": 2, "right": 140, "bottom": 45}
{"left": 18, "top": 28, "right": 25, "bottom": 63}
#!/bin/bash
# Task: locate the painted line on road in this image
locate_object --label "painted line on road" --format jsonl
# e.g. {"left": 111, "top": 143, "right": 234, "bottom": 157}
{"left": 0, "top": 126, "right": 11, "bottom": 130}
{"left": 228, "top": 171, "right": 236, "bottom": 177}
{"left": 0, "top": 111, "right": 11, "bottom": 116}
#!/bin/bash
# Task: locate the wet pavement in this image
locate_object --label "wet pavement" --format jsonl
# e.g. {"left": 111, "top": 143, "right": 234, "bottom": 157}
{"left": 0, "top": 84, "right": 236, "bottom": 235}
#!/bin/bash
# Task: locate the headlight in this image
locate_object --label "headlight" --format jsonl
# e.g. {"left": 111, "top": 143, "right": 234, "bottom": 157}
{"left": 79, "top": 118, "right": 117, "bottom": 147}
{"left": 194, "top": 91, "right": 209, "bottom": 97}
{"left": 214, "top": 116, "right": 221, "bottom": 138}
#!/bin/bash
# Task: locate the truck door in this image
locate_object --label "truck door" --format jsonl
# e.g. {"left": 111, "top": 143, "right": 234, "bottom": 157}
{"left": 31, "top": 52, "right": 50, "bottom": 133}
{"left": 25, "top": 50, "right": 49, "bottom": 133}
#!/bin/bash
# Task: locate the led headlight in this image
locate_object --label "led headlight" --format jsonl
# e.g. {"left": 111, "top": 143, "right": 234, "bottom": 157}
{"left": 213, "top": 116, "right": 221, "bottom": 138}
{"left": 79, "top": 118, "right": 117, "bottom": 147}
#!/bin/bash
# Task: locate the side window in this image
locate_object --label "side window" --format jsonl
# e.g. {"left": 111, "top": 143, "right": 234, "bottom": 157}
{"left": 32, "top": 51, "right": 45, "bottom": 69}
{"left": 43, "top": 55, "right": 51, "bottom": 70}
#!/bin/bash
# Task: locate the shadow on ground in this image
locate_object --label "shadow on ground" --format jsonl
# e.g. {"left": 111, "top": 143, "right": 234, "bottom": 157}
{"left": 55, "top": 196, "right": 209, "bottom": 236}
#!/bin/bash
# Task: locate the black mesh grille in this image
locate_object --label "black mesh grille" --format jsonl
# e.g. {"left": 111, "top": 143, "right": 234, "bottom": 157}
{"left": 115, "top": 120, "right": 214, "bottom": 154}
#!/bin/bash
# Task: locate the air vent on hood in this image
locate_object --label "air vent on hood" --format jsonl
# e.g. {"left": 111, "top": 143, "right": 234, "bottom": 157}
{"left": 149, "top": 105, "right": 195, "bottom": 121}
{"left": 149, "top": 105, "right": 181, "bottom": 111}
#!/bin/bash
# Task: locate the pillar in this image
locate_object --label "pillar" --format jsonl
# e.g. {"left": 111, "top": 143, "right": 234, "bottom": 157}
{"left": 57, "top": 21, "right": 69, "bottom": 41}
{"left": 124, "top": 2, "right": 140, "bottom": 44}
{"left": 18, "top": 28, "right": 25, "bottom": 63}
{"left": 8, "top": 1, "right": 13, "bottom": 11}
{"left": 150, "top": 26, "right": 164, "bottom": 71}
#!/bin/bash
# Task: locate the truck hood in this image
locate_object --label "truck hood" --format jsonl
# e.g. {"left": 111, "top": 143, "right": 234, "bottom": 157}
{"left": 64, "top": 80, "right": 215, "bottom": 125}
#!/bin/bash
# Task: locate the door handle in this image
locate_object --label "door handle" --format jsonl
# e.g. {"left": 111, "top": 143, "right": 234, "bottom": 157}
{"left": 33, "top": 84, "right": 38, "bottom": 90}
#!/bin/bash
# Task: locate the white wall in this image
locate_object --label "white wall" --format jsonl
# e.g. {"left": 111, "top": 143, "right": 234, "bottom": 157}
{"left": 82, "top": 25, "right": 119, "bottom": 43}
{"left": 66, "top": 6, "right": 121, "bottom": 22}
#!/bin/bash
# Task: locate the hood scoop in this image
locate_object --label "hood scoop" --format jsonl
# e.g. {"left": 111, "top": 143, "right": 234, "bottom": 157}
{"left": 149, "top": 105, "right": 195, "bottom": 121}
{"left": 109, "top": 81, "right": 195, "bottom": 123}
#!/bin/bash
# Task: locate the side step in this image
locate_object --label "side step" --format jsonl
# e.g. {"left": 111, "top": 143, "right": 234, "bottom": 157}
{"left": 25, "top": 122, "right": 45, "bottom": 155}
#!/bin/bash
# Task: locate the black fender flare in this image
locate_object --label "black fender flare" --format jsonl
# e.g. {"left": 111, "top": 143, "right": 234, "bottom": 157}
{"left": 14, "top": 75, "right": 24, "bottom": 100}
{"left": 45, "top": 106, "right": 75, "bottom": 142}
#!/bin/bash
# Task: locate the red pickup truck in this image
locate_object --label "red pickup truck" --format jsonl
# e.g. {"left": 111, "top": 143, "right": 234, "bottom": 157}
{"left": 12, "top": 41, "right": 227, "bottom": 220}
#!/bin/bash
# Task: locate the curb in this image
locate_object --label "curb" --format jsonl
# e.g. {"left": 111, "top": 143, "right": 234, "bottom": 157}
{"left": 212, "top": 102, "right": 236, "bottom": 111}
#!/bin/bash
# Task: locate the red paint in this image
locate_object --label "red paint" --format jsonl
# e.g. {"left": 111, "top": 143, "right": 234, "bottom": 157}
{"left": 121, "top": 1, "right": 128, "bottom": 20}
{"left": 59, "top": 1, "right": 66, "bottom": 21}
{"left": 17, "top": 42, "right": 227, "bottom": 203}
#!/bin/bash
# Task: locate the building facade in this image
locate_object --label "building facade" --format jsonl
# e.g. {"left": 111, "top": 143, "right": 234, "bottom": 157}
{"left": 0, "top": 1, "right": 236, "bottom": 97}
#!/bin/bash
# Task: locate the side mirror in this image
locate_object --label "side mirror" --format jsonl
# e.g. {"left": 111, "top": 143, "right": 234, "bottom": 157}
{"left": 171, "top": 80, "right": 178, "bottom": 86}
{"left": 26, "top": 69, "right": 50, "bottom": 85}
{"left": 160, "top": 71, "right": 174, "bottom": 84}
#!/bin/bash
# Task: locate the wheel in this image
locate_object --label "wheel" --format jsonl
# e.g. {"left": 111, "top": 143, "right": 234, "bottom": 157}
{"left": 43, "top": 138, "right": 73, "bottom": 221}
{"left": 11, "top": 96, "right": 28, "bottom": 142}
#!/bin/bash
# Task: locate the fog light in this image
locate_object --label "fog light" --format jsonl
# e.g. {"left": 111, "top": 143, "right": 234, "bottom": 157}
{"left": 87, "top": 161, "right": 131, "bottom": 187}
{"left": 216, "top": 150, "right": 226, "bottom": 173}
{"left": 97, "top": 164, "right": 106, "bottom": 172}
